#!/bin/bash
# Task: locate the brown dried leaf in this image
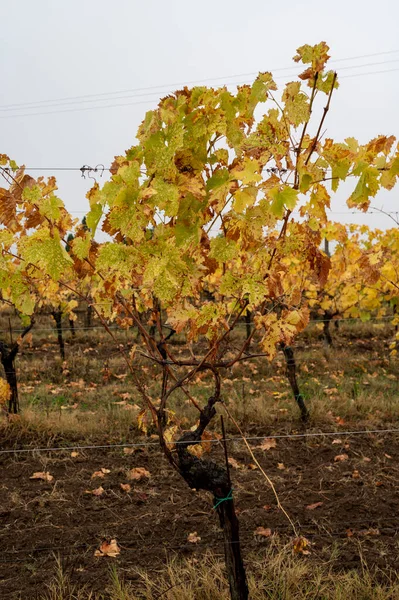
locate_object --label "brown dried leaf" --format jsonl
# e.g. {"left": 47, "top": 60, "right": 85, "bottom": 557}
{"left": 228, "top": 457, "right": 242, "bottom": 469}
{"left": 85, "top": 486, "right": 105, "bottom": 496}
{"left": 127, "top": 467, "right": 151, "bottom": 481}
{"left": 187, "top": 531, "right": 201, "bottom": 543}
{"left": 120, "top": 483, "right": 131, "bottom": 493}
{"left": 30, "top": 472, "right": 53, "bottom": 482}
{"left": 305, "top": 501, "right": 323, "bottom": 510}
{"left": 123, "top": 447, "right": 135, "bottom": 455}
{"left": 254, "top": 527, "right": 272, "bottom": 537}
{"left": 334, "top": 454, "right": 349, "bottom": 462}
{"left": 258, "top": 438, "right": 277, "bottom": 451}
{"left": 94, "top": 539, "right": 120, "bottom": 558}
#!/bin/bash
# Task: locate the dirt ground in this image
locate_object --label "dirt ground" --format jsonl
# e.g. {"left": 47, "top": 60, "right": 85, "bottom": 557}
{"left": 1, "top": 428, "right": 399, "bottom": 599}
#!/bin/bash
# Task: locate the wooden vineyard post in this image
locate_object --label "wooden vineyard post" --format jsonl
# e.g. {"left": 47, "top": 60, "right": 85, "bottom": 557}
{"left": 215, "top": 416, "right": 249, "bottom": 600}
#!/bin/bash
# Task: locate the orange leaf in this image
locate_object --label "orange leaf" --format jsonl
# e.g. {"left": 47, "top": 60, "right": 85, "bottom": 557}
{"left": 120, "top": 483, "right": 131, "bottom": 492}
{"left": 30, "top": 472, "right": 53, "bottom": 482}
{"left": 94, "top": 539, "right": 120, "bottom": 558}
{"left": 127, "top": 467, "right": 151, "bottom": 481}
{"left": 334, "top": 454, "right": 348, "bottom": 462}
{"left": 85, "top": 486, "right": 105, "bottom": 496}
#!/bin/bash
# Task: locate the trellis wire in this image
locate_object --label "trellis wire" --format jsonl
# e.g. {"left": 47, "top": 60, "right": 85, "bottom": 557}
{"left": 1, "top": 428, "right": 398, "bottom": 456}
{"left": 0, "top": 314, "right": 396, "bottom": 335}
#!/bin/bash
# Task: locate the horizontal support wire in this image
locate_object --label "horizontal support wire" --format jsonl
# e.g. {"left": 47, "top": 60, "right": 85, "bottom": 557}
{"left": 0, "top": 315, "right": 396, "bottom": 335}
{"left": 1, "top": 428, "right": 399, "bottom": 455}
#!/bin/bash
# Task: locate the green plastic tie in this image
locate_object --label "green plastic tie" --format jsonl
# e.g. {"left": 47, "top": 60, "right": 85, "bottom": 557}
{"left": 213, "top": 488, "right": 233, "bottom": 510}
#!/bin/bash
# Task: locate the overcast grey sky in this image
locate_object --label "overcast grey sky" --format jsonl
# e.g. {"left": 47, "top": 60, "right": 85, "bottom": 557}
{"left": 1, "top": 0, "right": 399, "bottom": 230}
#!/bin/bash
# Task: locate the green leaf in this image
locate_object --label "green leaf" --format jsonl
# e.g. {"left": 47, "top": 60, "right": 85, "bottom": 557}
{"left": 269, "top": 187, "right": 298, "bottom": 218}
{"left": 209, "top": 236, "right": 237, "bottom": 263}
{"left": 206, "top": 168, "right": 230, "bottom": 192}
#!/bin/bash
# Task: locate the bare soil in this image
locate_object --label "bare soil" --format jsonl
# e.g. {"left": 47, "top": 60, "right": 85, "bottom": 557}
{"left": 1, "top": 428, "right": 398, "bottom": 599}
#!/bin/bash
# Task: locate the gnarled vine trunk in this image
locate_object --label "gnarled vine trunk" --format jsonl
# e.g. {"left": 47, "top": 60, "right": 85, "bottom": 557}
{"left": 170, "top": 396, "right": 249, "bottom": 600}
{"left": 69, "top": 319, "right": 76, "bottom": 338}
{"left": 281, "top": 343, "right": 309, "bottom": 422}
{"left": 51, "top": 308, "right": 65, "bottom": 361}
{"left": 0, "top": 320, "right": 34, "bottom": 414}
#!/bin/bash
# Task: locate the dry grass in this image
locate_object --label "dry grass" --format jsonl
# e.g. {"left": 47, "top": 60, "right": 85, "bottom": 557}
{"left": 38, "top": 544, "right": 399, "bottom": 600}
{"left": 1, "top": 318, "right": 399, "bottom": 444}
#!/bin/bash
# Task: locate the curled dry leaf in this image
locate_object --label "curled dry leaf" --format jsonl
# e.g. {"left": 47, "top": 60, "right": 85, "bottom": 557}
{"left": 258, "top": 438, "right": 277, "bottom": 451}
{"left": 30, "top": 472, "right": 53, "bottom": 482}
{"left": 70, "top": 451, "right": 79, "bottom": 458}
{"left": 123, "top": 447, "right": 134, "bottom": 455}
{"left": 94, "top": 539, "right": 120, "bottom": 558}
{"left": 277, "top": 463, "right": 285, "bottom": 470}
{"left": 334, "top": 453, "right": 349, "bottom": 462}
{"left": 187, "top": 531, "right": 201, "bottom": 543}
{"left": 352, "top": 470, "right": 360, "bottom": 479}
{"left": 359, "top": 528, "right": 380, "bottom": 536}
{"left": 305, "top": 501, "right": 323, "bottom": 510}
{"left": 127, "top": 467, "right": 151, "bottom": 481}
{"left": 293, "top": 536, "right": 311, "bottom": 555}
{"left": 228, "top": 457, "right": 242, "bottom": 469}
{"left": 332, "top": 439, "right": 343, "bottom": 445}
{"left": 120, "top": 483, "right": 131, "bottom": 492}
{"left": 85, "top": 486, "right": 105, "bottom": 496}
{"left": 254, "top": 527, "right": 272, "bottom": 537}
{"left": 91, "top": 468, "right": 110, "bottom": 479}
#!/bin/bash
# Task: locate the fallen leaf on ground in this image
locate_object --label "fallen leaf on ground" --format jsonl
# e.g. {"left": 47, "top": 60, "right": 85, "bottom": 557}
{"left": 293, "top": 536, "right": 311, "bottom": 555}
{"left": 277, "top": 463, "right": 285, "bottom": 470}
{"left": 30, "top": 472, "right": 53, "bottom": 482}
{"left": 127, "top": 467, "right": 151, "bottom": 481}
{"left": 254, "top": 527, "right": 272, "bottom": 537}
{"left": 334, "top": 454, "right": 349, "bottom": 462}
{"left": 359, "top": 528, "right": 380, "bottom": 536}
{"left": 332, "top": 439, "right": 343, "bottom": 445}
{"left": 123, "top": 447, "right": 134, "bottom": 455}
{"left": 305, "top": 501, "right": 323, "bottom": 510}
{"left": 228, "top": 457, "right": 242, "bottom": 469}
{"left": 94, "top": 539, "right": 120, "bottom": 557}
{"left": 258, "top": 438, "right": 277, "bottom": 451}
{"left": 346, "top": 528, "right": 354, "bottom": 537}
{"left": 262, "top": 505, "right": 272, "bottom": 511}
{"left": 187, "top": 531, "right": 201, "bottom": 543}
{"left": 85, "top": 486, "right": 104, "bottom": 496}
{"left": 352, "top": 470, "right": 360, "bottom": 479}
{"left": 70, "top": 451, "right": 79, "bottom": 458}
{"left": 120, "top": 483, "right": 131, "bottom": 492}
{"left": 91, "top": 468, "right": 111, "bottom": 479}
